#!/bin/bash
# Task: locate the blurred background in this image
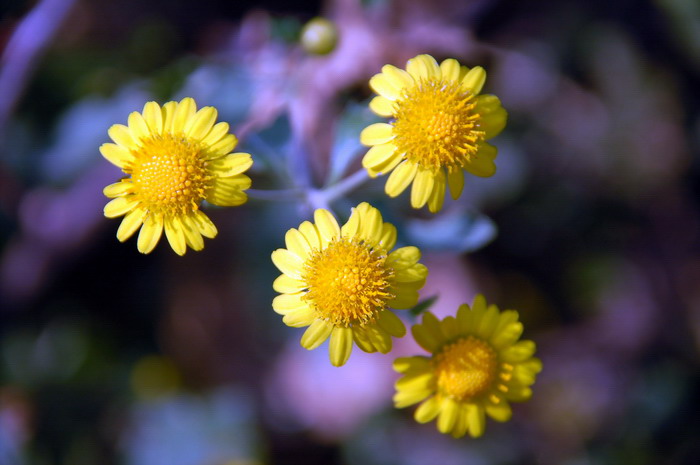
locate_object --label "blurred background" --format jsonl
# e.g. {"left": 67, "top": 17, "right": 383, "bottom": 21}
{"left": 1, "top": 0, "right": 699, "bottom": 464}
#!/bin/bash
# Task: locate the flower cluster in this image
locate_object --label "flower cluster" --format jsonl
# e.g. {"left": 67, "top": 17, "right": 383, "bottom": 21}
{"left": 101, "top": 54, "right": 538, "bottom": 439}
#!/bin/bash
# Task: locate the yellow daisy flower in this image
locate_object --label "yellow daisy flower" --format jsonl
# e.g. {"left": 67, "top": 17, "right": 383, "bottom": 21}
{"left": 101, "top": 98, "right": 253, "bottom": 255}
{"left": 394, "top": 295, "right": 541, "bottom": 438}
{"left": 360, "top": 54, "right": 507, "bottom": 213}
{"left": 271, "top": 202, "right": 428, "bottom": 367}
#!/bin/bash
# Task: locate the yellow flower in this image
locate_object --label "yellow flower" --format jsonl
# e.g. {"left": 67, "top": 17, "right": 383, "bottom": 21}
{"left": 271, "top": 202, "right": 428, "bottom": 367}
{"left": 394, "top": 295, "right": 541, "bottom": 438}
{"left": 101, "top": 98, "right": 252, "bottom": 255}
{"left": 361, "top": 54, "right": 507, "bottom": 213}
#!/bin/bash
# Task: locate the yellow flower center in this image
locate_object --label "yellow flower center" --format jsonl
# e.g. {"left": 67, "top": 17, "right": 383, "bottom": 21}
{"left": 434, "top": 336, "right": 497, "bottom": 401}
{"left": 302, "top": 237, "right": 395, "bottom": 327}
{"left": 392, "top": 79, "right": 485, "bottom": 173}
{"left": 128, "top": 134, "right": 212, "bottom": 216}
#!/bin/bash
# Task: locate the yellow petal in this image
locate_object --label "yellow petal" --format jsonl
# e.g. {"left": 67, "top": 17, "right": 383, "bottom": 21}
{"left": 298, "top": 221, "right": 321, "bottom": 250}
{"left": 447, "top": 168, "right": 464, "bottom": 200}
{"left": 207, "top": 152, "right": 253, "bottom": 177}
{"left": 437, "top": 397, "right": 459, "bottom": 434}
{"left": 411, "top": 169, "right": 435, "bottom": 209}
{"left": 377, "top": 223, "right": 397, "bottom": 251}
{"left": 171, "top": 97, "right": 196, "bottom": 133}
{"left": 382, "top": 64, "right": 414, "bottom": 89}
{"left": 107, "top": 124, "right": 136, "bottom": 148}
{"left": 393, "top": 356, "right": 431, "bottom": 374}
{"left": 396, "top": 371, "right": 433, "bottom": 393}
{"left": 427, "top": 169, "right": 446, "bottom": 213}
{"left": 462, "top": 66, "right": 486, "bottom": 94}
{"left": 369, "top": 96, "right": 394, "bottom": 117}
{"left": 352, "top": 326, "right": 377, "bottom": 353}
{"left": 362, "top": 143, "right": 397, "bottom": 170}
{"left": 273, "top": 274, "right": 306, "bottom": 294}
{"left": 369, "top": 73, "right": 401, "bottom": 100}
{"left": 300, "top": 319, "right": 333, "bottom": 350}
{"left": 137, "top": 215, "right": 164, "bottom": 254}
{"left": 329, "top": 326, "right": 354, "bottom": 366}
{"left": 116, "top": 208, "right": 146, "bottom": 242}
{"left": 142, "top": 101, "right": 163, "bottom": 134}
{"left": 180, "top": 215, "right": 204, "bottom": 251}
{"left": 466, "top": 403, "right": 486, "bottom": 438}
{"left": 191, "top": 210, "right": 218, "bottom": 239}
{"left": 485, "top": 401, "right": 512, "bottom": 422}
{"left": 363, "top": 324, "right": 392, "bottom": 353}
{"left": 393, "top": 263, "right": 428, "bottom": 283}
{"left": 100, "top": 143, "right": 133, "bottom": 169}
{"left": 358, "top": 203, "right": 383, "bottom": 245}
{"left": 376, "top": 310, "right": 406, "bottom": 337}
{"left": 476, "top": 94, "right": 507, "bottom": 138}
{"left": 450, "top": 405, "right": 470, "bottom": 438}
{"left": 186, "top": 106, "right": 217, "bottom": 140}
{"left": 465, "top": 146, "right": 497, "bottom": 177}
{"left": 389, "top": 289, "right": 419, "bottom": 309}
{"left": 414, "top": 396, "right": 441, "bottom": 423}
{"left": 385, "top": 161, "right": 418, "bottom": 197}
{"left": 207, "top": 134, "right": 238, "bottom": 158}
{"left": 104, "top": 196, "right": 137, "bottom": 218}
{"left": 272, "top": 293, "right": 307, "bottom": 314}
{"left": 206, "top": 176, "right": 250, "bottom": 206}
{"left": 128, "top": 111, "right": 150, "bottom": 141}
{"left": 161, "top": 101, "right": 177, "bottom": 130}
{"left": 440, "top": 58, "right": 461, "bottom": 81}
{"left": 490, "top": 322, "right": 523, "bottom": 349}
{"left": 440, "top": 316, "right": 460, "bottom": 340}
{"left": 411, "top": 324, "right": 440, "bottom": 352}
{"left": 360, "top": 123, "right": 394, "bottom": 146}
{"left": 367, "top": 149, "right": 403, "bottom": 178}
{"left": 394, "top": 387, "right": 431, "bottom": 408}
{"left": 282, "top": 307, "right": 315, "bottom": 328}
{"left": 477, "top": 304, "right": 500, "bottom": 339}
{"left": 313, "top": 209, "right": 340, "bottom": 245}
{"left": 164, "top": 216, "right": 187, "bottom": 256}
{"left": 387, "top": 246, "right": 421, "bottom": 270}
{"left": 103, "top": 181, "right": 130, "bottom": 198}
{"left": 406, "top": 54, "right": 440, "bottom": 80}
{"left": 271, "top": 248, "right": 305, "bottom": 279}
{"left": 201, "top": 121, "right": 230, "bottom": 146}
{"left": 284, "top": 228, "right": 311, "bottom": 259}
{"left": 501, "top": 340, "right": 536, "bottom": 363}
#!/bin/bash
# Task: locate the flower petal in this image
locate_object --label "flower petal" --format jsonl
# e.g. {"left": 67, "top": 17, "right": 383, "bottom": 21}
{"left": 462, "top": 66, "right": 486, "bottom": 94}
{"left": 358, "top": 204, "right": 383, "bottom": 245}
{"left": 406, "top": 54, "right": 440, "bottom": 80}
{"left": 207, "top": 152, "right": 253, "bottom": 177}
{"left": 107, "top": 124, "right": 136, "bottom": 148}
{"left": 104, "top": 196, "right": 137, "bottom": 218}
{"left": 376, "top": 310, "right": 406, "bottom": 337}
{"left": 272, "top": 293, "right": 307, "bottom": 315}
{"left": 360, "top": 123, "right": 394, "bottom": 146}
{"left": 393, "top": 356, "right": 431, "bottom": 374}
{"left": 300, "top": 319, "right": 333, "bottom": 350}
{"left": 171, "top": 97, "right": 196, "bottom": 133}
{"left": 103, "top": 181, "right": 131, "bottom": 198}
{"left": 465, "top": 145, "right": 497, "bottom": 177}
{"left": 137, "top": 214, "right": 164, "bottom": 254}
{"left": 385, "top": 161, "right": 418, "bottom": 197}
{"left": 181, "top": 215, "right": 204, "bottom": 251}
{"left": 381, "top": 64, "right": 414, "bottom": 89}
{"left": 414, "top": 396, "right": 441, "bottom": 423}
{"left": 447, "top": 168, "right": 464, "bottom": 200}
{"left": 369, "top": 73, "right": 402, "bottom": 100}
{"left": 285, "top": 228, "right": 311, "bottom": 259}
{"left": 191, "top": 210, "right": 218, "bottom": 239}
{"left": 314, "top": 209, "right": 340, "bottom": 245}
{"left": 377, "top": 223, "right": 397, "bottom": 251}
{"left": 485, "top": 401, "right": 512, "bottom": 422}
{"left": 206, "top": 176, "right": 250, "bottom": 206}
{"left": 282, "top": 307, "right": 316, "bottom": 328}
{"left": 299, "top": 221, "right": 321, "bottom": 250}
{"left": 186, "top": 106, "right": 217, "bottom": 140}
{"left": 437, "top": 397, "right": 459, "bottom": 434}
{"left": 201, "top": 121, "right": 230, "bottom": 146}
{"left": 128, "top": 111, "right": 150, "bottom": 141}
{"left": 427, "top": 169, "right": 446, "bottom": 213}
{"left": 387, "top": 246, "right": 421, "bottom": 270}
{"left": 164, "top": 216, "right": 187, "bottom": 256}
{"left": 272, "top": 274, "right": 306, "bottom": 294}
{"left": 271, "top": 248, "right": 305, "bottom": 279}
{"left": 440, "top": 58, "right": 461, "bottom": 81}
{"left": 207, "top": 134, "right": 238, "bottom": 158}
{"left": 411, "top": 169, "right": 435, "bottom": 209}
{"left": 142, "top": 101, "right": 163, "bottom": 134}
{"left": 476, "top": 94, "right": 507, "bottom": 138}
{"left": 501, "top": 340, "right": 536, "bottom": 363}
{"left": 362, "top": 143, "right": 398, "bottom": 170}
{"left": 329, "top": 326, "right": 354, "bottom": 366}
{"left": 369, "top": 96, "right": 394, "bottom": 117}
{"left": 466, "top": 403, "right": 486, "bottom": 438}
{"left": 394, "top": 387, "right": 431, "bottom": 408}
{"left": 116, "top": 208, "right": 146, "bottom": 242}
{"left": 100, "top": 143, "right": 133, "bottom": 168}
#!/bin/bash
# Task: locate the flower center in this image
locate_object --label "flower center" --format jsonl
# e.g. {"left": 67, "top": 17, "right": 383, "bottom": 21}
{"left": 128, "top": 134, "right": 212, "bottom": 216}
{"left": 302, "top": 237, "right": 395, "bottom": 327}
{"left": 392, "top": 79, "right": 485, "bottom": 173}
{"left": 434, "top": 336, "right": 497, "bottom": 401}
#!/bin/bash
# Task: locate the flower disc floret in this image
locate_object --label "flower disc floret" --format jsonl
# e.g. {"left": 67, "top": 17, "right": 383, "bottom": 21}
{"left": 271, "top": 203, "right": 428, "bottom": 367}
{"left": 101, "top": 98, "right": 253, "bottom": 255}
{"left": 361, "top": 54, "right": 507, "bottom": 213}
{"left": 393, "top": 295, "right": 542, "bottom": 438}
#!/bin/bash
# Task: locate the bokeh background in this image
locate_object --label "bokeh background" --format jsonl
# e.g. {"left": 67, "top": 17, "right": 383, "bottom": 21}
{"left": 1, "top": 0, "right": 699, "bottom": 464}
